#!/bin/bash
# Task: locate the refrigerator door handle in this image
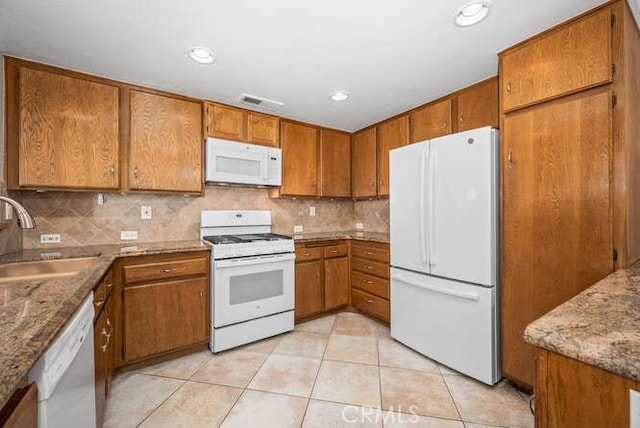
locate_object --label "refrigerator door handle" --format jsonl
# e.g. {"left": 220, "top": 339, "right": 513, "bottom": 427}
{"left": 392, "top": 272, "right": 480, "bottom": 302}
{"left": 428, "top": 147, "right": 436, "bottom": 266}
{"left": 419, "top": 145, "right": 428, "bottom": 266}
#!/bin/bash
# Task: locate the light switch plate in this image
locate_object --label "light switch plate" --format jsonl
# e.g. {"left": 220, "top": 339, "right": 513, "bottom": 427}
{"left": 293, "top": 225, "right": 303, "bottom": 233}
{"left": 120, "top": 230, "right": 138, "bottom": 240}
{"left": 309, "top": 206, "right": 316, "bottom": 216}
{"left": 356, "top": 222, "right": 364, "bottom": 230}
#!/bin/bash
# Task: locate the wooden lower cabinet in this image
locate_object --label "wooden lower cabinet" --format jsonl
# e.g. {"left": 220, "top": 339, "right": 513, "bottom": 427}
{"left": 350, "top": 241, "right": 390, "bottom": 322}
{"left": 119, "top": 251, "right": 210, "bottom": 364}
{"left": 535, "top": 349, "right": 640, "bottom": 428}
{"left": 0, "top": 382, "right": 38, "bottom": 428}
{"left": 94, "top": 269, "right": 115, "bottom": 428}
{"left": 294, "top": 241, "right": 349, "bottom": 321}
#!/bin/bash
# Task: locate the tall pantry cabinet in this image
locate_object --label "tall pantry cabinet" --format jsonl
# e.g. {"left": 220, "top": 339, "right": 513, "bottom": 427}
{"left": 499, "top": 1, "right": 640, "bottom": 389}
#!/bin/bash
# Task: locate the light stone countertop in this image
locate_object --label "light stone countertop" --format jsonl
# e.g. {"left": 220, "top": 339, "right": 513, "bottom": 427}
{"left": 291, "top": 230, "right": 389, "bottom": 244}
{"left": 524, "top": 260, "right": 640, "bottom": 382}
{"left": 0, "top": 240, "right": 209, "bottom": 410}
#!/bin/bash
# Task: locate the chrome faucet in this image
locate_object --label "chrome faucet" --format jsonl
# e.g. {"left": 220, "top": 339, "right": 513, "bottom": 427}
{"left": 0, "top": 196, "right": 36, "bottom": 229}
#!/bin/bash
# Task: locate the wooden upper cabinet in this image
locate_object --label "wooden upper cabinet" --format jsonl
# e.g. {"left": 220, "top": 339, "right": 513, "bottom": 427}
{"left": 205, "top": 103, "right": 248, "bottom": 141}
{"left": 249, "top": 112, "right": 280, "bottom": 147}
{"left": 15, "top": 66, "right": 120, "bottom": 190}
{"left": 500, "top": 7, "right": 612, "bottom": 112}
{"left": 319, "top": 129, "right": 351, "bottom": 197}
{"left": 457, "top": 77, "right": 498, "bottom": 131}
{"left": 280, "top": 120, "right": 318, "bottom": 196}
{"left": 129, "top": 90, "right": 203, "bottom": 193}
{"left": 205, "top": 102, "right": 280, "bottom": 147}
{"left": 352, "top": 128, "right": 377, "bottom": 198}
{"left": 377, "top": 115, "right": 409, "bottom": 196}
{"left": 410, "top": 99, "right": 452, "bottom": 143}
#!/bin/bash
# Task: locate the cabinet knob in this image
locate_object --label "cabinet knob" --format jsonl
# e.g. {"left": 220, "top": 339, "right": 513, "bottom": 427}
{"left": 507, "top": 148, "right": 513, "bottom": 169}
{"left": 109, "top": 164, "right": 116, "bottom": 178}
{"left": 443, "top": 121, "right": 448, "bottom": 129}
{"left": 199, "top": 290, "right": 203, "bottom": 301}
{"left": 506, "top": 81, "right": 512, "bottom": 96}
{"left": 459, "top": 115, "right": 464, "bottom": 123}
{"left": 133, "top": 165, "right": 139, "bottom": 179}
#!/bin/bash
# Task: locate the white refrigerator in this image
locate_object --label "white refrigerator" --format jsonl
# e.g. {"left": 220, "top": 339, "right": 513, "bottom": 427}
{"left": 389, "top": 126, "right": 499, "bottom": 385}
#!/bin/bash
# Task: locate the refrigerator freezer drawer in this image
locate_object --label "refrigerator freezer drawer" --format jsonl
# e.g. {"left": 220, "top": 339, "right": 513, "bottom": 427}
{"left": 390, "top": 267, "right": 499, "bottom": 385}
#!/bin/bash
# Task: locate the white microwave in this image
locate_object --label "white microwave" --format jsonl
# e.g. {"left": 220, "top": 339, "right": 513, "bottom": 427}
{"left": 205, "top": 138, "right": 282, "bottom": 187}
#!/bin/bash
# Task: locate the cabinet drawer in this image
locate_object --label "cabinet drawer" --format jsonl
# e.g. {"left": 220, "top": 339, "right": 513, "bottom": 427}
{"left": 352, "top": 288, "right": 389, "bottom": 322}
{"left": 295, "top": 246, "right": 323, "bottom": 262}
{"left": 351, "top": 271, "right": 389, "bottom": 299}
{"left": 324, "top": 244, "right": 348, "bottom": 259}
{"left": 351, "top": 257, "right": 389, "bottom": 279}
{"left": 93, "top": 270, "right": 114, "bottom": 320}
{"left": 351, "top": 242, "right": 389, "bottom": 263}
{"left": 123, "top": 257, "right": 208, "bottom": 284}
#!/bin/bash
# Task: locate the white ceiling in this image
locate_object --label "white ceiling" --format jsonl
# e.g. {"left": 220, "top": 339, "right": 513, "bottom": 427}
{"left": 0, "top": 0, "right": 624, "bottom": 132}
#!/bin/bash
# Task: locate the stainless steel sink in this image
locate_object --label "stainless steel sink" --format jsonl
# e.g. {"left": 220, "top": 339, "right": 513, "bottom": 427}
{"left": 0, "top": 257, "right": 97, "bottom": 284}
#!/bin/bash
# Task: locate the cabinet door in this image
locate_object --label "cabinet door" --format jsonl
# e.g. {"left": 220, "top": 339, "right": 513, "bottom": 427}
{"left": 324, "top": 257, "right": 349, "bottom": 310}
{"left": 18, "top": 67, "right": 119, "bottom": 189}
{"left": 206, "top": 103, "right": 248, "bottom": 141}
{"left": 129, "top": 90, "right": 203, "bottom": 193}
{"left": 1, "top": 383, "right": 38, "bottom": 428}
{"left": 94, "top": 305, "right": 108, "bottom": 428}
{"left": 409, "top": 98, "right": 452, "bottom": 143}
{"left": 457, "top": 78, "right": 498, "bottom": 131}
{"left": 280, "top": 121, "right": 318, "bottom": 196}
{"left": 249, "top": 112, "right": 280, "bottom": 147}
{"left": 500, "top": 7, "right": 612, "bottom": 112}
{"left": 294, "top": 260, "right": 323, "bottom": 320}
{"left": 501, "top": 89, "right": 614, "bottom": 387}
{"left": 352, "top": 128, "right": 377, "bottom": 198}
{"left": 123, "top": 278, "right": 208, "bottom": 362}
{"left": 377, "top": 115, "right": 409, "bottom": 196}
{"left": 319, "top": 129, "right": 351, "bottom": 197}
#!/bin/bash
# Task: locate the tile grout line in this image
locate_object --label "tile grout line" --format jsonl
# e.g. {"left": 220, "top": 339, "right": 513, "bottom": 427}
{"left": 441, "top": 373, "right": 465, "bottom": 424}
{"left": 133, "top": 375, "right": 188, "bottom": 428}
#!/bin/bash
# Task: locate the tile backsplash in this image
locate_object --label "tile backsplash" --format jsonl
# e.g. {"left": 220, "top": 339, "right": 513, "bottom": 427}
{"left": 19, "top": 187, "right": 390, "bottom": 249}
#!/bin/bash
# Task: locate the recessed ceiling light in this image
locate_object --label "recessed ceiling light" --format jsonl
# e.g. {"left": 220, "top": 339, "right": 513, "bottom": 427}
{"left": 187, "top": 46, "right": 215, "bottom": 64}
{"left": 454, "top": 0, "right": 491, "bottom": 27}
{"left": 329, "top": 91, "right": 349, "bottom": 101}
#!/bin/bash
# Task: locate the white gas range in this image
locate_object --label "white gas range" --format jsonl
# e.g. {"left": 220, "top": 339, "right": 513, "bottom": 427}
{"left": 200, "top": 210, "right": 295, "bottom": 353}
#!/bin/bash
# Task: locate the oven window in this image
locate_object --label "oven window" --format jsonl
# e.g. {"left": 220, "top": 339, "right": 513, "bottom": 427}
{"left": 217, "top": 156, "right": 261, "bottom": 177}
{"left": 229, "top": 270, "right": 284, "bottom": 305}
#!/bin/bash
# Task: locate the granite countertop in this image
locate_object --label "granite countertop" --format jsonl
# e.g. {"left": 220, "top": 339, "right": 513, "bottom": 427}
{"left": 292, "top": 230, "right": 389, "bottom": 244}
{"left": 524, "top": 261, "right": 640, "bottom": 382}
{"left": 0, "top": 240, "right": 209, "bottom": 410}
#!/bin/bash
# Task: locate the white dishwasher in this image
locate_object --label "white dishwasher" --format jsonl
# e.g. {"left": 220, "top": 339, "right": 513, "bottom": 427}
{"left": 28, "top": 294, "right": 96, "bottom": 428}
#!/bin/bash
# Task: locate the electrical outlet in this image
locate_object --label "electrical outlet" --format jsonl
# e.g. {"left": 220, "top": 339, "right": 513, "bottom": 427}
{"left": 293, "top": 225, "right": 303, "bottom": 233}
{"left": 309, "top": 206, "right": 316, "bottom": 217}
{"left": 120, "top": 230, "right": 138, "bottom": 240}
{"left": 356, "top": 222, "right": 364, "bottom": 230}
{"left": 40, "top": 234, "right": 61, "bottom": 244}
{"left": 141, "top": 206, "right": 152, "bottom": 219}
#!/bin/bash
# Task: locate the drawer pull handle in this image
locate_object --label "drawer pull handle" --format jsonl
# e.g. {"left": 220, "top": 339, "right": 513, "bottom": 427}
{"left": 364, "top": 280, "right": 374, "bottom": 284}
{"left": 365, "top": 265, "right": 374, "bottom": 270}
{"left": 160, "top": 268, "right": 174, "bottom": 273}
{"left": 365, "top": 299, "right": 374, "bottom": 303}
{"left": 106, "top": 281, "right": 114, "bottom": 289}
{"left": 106, "top": 318, "right": 113, "bottom": 336}
{"left": 303, "top": 253, "right": 311, "bottom": 257}
{"left": 94, "top": 299, "right": 105, "bottom": 307}
{"left": 332, "top": 250, "right": 338, "bottom": 253}
{"left": 364, "top": 251, "right": 375, "bottom": 255}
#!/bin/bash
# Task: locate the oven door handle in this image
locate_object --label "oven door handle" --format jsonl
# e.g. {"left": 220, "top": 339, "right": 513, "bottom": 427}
{"left": 214, "top": 252, "right": 295, "bottom": 268}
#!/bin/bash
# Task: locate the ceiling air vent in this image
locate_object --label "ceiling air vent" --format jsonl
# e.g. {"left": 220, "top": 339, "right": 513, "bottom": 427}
{"left": 238, "top": 93, "right": 283, "bottom": 111}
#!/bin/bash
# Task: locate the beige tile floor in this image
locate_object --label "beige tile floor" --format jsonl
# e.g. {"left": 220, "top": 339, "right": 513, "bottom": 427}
{"left": 104, "top": 312, "right": 534, "bottom": 428}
